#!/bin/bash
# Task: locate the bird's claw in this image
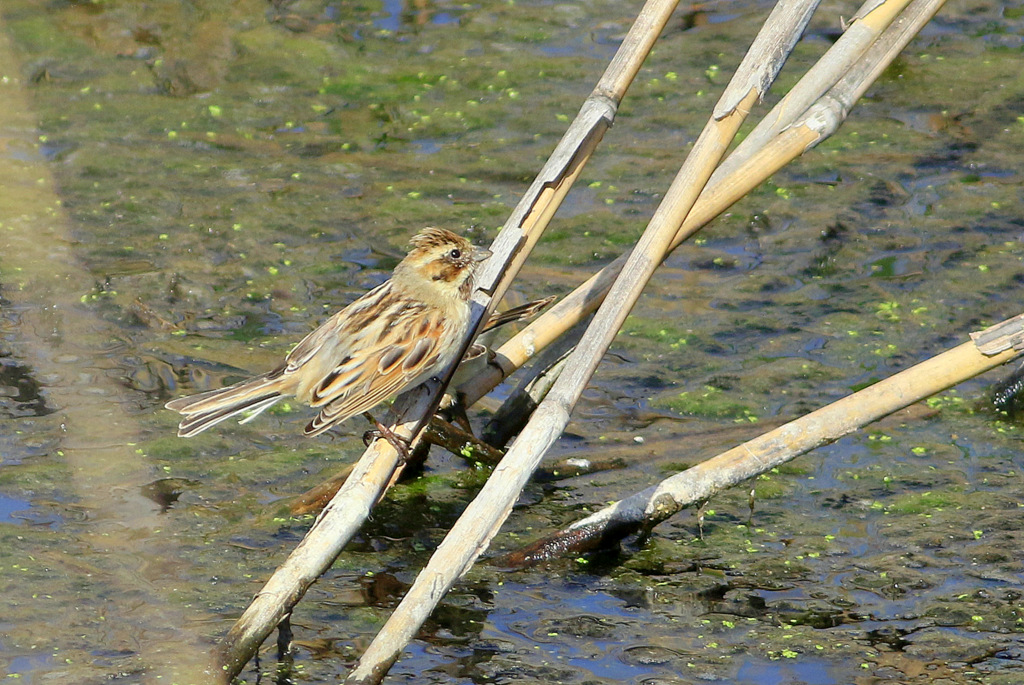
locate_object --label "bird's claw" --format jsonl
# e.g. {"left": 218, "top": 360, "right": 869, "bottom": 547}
{"left": 362, "top": 413, "right": 412, "bottom": 463}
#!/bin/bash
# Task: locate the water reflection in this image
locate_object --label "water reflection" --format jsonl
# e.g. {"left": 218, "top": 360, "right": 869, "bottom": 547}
{"left": 736, "top": 656, "right": 840, "bottom": 685}
{"left": 0, "top": 356, "right": 51, "bottom": 419}
{"left": 374, "top": 0, "right": 464, "bottom": 32}
{"left": 0, "top": 493, "right": 31, "bottom": 523}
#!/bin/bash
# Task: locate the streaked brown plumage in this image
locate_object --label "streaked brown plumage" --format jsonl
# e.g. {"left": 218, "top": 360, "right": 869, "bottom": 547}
{"left": 166, "top": 228, "right": 491, "bottom": 438}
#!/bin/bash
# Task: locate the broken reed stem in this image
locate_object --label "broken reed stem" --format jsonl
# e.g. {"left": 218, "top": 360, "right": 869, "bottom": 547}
{"left": 458, "top": 0, "right": 936, "bottom": 409}
{"left": 345, "top": 0, "right": 818, "bottom": 680}
{"left": 502, "top": 315, "right": 1024, "bottom": 566}
{"left": 710, "top": 0, "right": 914, "bottom": 183}
{"left": 216, "top": 0, "right": 684, "bottom": 678}
{"left": 216, "top": 417, "right": 409, "bottom": 676}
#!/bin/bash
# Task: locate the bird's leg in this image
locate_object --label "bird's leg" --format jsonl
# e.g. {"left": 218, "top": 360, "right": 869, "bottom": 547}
{"left": 362, "top": 412, "right": 411, "bottom": 462}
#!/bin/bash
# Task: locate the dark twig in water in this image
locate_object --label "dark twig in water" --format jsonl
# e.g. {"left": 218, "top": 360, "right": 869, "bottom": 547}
{"left": 991, "top": 361, "right": 1024, "bottom": 415}
{"left": 422, "top": 416, "right": 506, "bottom": 465}
{"left": 289, "top": 466, "right": 355, "bottom": 517}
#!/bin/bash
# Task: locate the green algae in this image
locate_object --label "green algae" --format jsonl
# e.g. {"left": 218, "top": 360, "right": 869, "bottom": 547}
{"left": 653, "top": 385, "right": 758, "bottom": 421}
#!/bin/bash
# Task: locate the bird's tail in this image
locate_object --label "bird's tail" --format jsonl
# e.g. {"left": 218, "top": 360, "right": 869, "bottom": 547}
{"left": 165, "top": 371, "right": 288, "bottom": 437}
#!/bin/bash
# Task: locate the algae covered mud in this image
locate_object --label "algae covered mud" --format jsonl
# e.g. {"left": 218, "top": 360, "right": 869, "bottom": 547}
{"left": 2, "top": 0, "right": 1024, "bottom": 682}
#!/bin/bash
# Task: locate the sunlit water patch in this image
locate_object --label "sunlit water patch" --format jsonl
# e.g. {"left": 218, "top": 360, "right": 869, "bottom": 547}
{"left": 0, "top": 493, "right": 31, "bottom": 524}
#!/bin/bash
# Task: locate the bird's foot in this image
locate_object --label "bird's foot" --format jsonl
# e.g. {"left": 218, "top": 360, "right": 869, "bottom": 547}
{"left": 362, "top": 412, "right": 412, "bottom": 462}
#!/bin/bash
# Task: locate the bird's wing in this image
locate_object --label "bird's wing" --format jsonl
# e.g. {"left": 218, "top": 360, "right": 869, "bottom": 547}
{"left": 283, "top": 281, "right": 392, "bottom": 372}
{"left": 303, "top": 303, "right": 451, "bottom": 436}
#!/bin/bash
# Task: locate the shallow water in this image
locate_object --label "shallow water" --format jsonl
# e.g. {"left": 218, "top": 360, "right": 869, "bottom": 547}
{"left": 2, "top": 0, "right": 1024, "bottom": 683}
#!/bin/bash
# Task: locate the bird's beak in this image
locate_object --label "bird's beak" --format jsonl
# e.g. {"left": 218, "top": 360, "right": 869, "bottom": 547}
{"left": 474, "top": 248, "right": 493, "bottom": 262}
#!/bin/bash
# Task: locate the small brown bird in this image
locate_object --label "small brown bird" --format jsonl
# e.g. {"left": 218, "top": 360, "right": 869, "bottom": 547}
{"left": 166, "top": 227, "right": 491, "bottom": 438}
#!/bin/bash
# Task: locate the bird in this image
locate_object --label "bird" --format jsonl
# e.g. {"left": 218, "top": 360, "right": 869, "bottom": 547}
{"left": 166, "top": 227, "right": 492, "bottom": 439}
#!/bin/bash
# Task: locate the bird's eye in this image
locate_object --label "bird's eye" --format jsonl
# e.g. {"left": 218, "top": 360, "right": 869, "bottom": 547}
{"left": 449, "top": 248, "right": 462, "bottom": 259}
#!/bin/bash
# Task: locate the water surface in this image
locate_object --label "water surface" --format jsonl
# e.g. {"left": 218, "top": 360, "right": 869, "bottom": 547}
{"left": 1, "top": 0, "right": 1023, "bottom": 682}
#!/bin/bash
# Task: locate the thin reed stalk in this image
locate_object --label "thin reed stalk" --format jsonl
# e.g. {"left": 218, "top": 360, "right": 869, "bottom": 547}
{"left": 711, "top": 0, "right": 914, "bottom": 183}
{"left": 501, "top": 313, "right": 1024, "bottom": 565}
